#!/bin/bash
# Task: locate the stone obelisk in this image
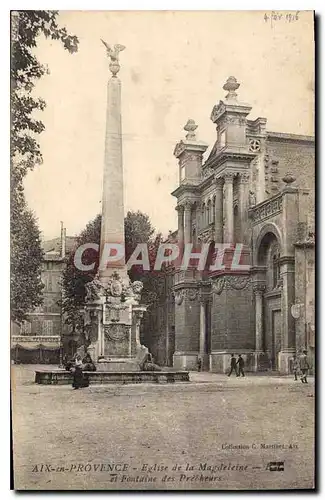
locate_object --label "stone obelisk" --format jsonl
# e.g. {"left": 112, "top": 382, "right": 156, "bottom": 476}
{"left": 83, "top": 42, "right": 146, "bottom": 370}
{"left": 99, "top": 41, "right": 127, "bottom": 282}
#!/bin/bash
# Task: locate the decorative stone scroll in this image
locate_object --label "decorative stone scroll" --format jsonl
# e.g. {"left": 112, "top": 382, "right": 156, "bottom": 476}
{"left": 250, "top": 195, "right": 283, "bottom": 225}
{"left": 173, "top": 288, "right": 199, "bottom": 305}
{"left": 211, "top": 276, "right": 251, "bottom": 295}
{"left": 186, "top": 288, "right": 199, "bottom": 301}
{"left": 174, "top": 141, "right": 185, "bottom": 158}
{"left": 174, "top": 290, "right": 184, "bottom": 305}
{"left": 198, "top": 225, "right": 215, "bottom": 243}
{"left": 210, "top": 101, "right": 226, "bottom": 123}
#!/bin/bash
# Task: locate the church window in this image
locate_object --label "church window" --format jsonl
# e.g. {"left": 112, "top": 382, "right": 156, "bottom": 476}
{"left": 20, "top": 320, "right": 31, "bottom": 335}
{"left": 42, "top": 320, "right": 53, "bottom": 336}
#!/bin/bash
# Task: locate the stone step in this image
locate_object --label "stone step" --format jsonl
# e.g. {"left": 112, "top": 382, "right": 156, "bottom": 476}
{"left": 34, "top": 370, "right": 190, "bottom": 385}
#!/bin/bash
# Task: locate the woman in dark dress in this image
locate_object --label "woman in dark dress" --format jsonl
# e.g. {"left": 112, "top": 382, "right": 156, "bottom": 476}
{"left": 72, "top": 354, "right": 89, "bottom": 389}
{"left": 82, "top": 352, "right": 96, "bottom": 371}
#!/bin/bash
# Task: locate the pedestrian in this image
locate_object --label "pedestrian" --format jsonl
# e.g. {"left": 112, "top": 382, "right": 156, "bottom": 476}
{"left": 299, "top": 350, "right": 310, "bottom": 383}
{"left": 82, "top": 351, "right": 96, "bottom": 371}
{"left": 197, "top": 357, "right": 202, "bottom": 372}
{"left": 228, "top": 354, "right": 238, "bottom": 377}
{"left": 72, "top": 353, "right": 89, "bottom": 389}
{"left": 236, "top": 354, "right": 245, "bottom": 377}
{"left": 292, "top": 354, "right": 300, "bottom": 381}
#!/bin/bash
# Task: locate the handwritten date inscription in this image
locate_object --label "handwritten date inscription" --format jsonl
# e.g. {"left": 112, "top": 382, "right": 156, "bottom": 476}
{"left": 264, "top": 11, "right": 300, "bottom": 26}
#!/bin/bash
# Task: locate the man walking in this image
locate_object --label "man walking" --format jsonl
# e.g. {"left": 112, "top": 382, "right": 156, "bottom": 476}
{"left": 299, "top": 350, "right": 310, "bottom": 383}
{"left": 292, "top": 354, "right": 300, "bottom": 381}
{"left": 236, "top": 354, "right": 245, "bottom": 377}
{"left": 228, "top": 354, "right": 238, "bottom": 377}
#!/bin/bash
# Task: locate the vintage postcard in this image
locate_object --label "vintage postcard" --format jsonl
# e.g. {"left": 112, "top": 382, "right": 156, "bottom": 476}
{"left": 11, "top": 10, "right": 315, "bottom": 490}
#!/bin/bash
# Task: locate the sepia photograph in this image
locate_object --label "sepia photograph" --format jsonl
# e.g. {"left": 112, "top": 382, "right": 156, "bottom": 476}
{"left": 10, "top": 9, "right": 315, "bottom": 490}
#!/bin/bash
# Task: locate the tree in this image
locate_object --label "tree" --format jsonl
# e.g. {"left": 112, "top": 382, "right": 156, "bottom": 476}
{"left": 10, "top": 11, "right": 79, "bottom": 322}
{"left": 11, "top": 203, "right": 44, "bottom": 323}
{"left": 61, "top": 211, "right": 165, "bottom": 331}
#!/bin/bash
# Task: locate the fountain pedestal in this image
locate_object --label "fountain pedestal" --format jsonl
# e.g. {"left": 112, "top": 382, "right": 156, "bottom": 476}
{"left": 83, "top": 272, "right": 147, "bottom": 371}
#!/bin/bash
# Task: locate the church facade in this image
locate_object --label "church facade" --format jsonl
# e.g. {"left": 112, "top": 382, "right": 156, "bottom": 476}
{"left": 144, "top": 76, "right": 315, "bottom": 374}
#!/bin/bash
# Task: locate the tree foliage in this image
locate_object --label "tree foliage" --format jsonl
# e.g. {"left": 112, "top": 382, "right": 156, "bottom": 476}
{"left": 11, "top": 11, "right": 79, "bottom": 195}
{"left": 11, "top": 203, "right": 44, "bottom": 323}
{"left": 61, "top": 211, "right": 166, "bottom": 331}
{"left": 11, "top": 11, "right": 79, "bottom": 323}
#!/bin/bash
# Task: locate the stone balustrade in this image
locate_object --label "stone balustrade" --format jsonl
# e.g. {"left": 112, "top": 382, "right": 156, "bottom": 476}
{"left": 248, "top": 192, "right": 283, "bottom": 225}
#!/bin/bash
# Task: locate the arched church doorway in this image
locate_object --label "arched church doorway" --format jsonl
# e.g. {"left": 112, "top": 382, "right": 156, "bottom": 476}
{"left": 257, "top": 230, "right": 282, "bottom": 370}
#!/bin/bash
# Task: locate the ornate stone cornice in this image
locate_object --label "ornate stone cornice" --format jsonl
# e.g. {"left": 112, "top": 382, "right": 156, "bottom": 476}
{"left": 250, "top": 265, "right": 267, "bottom": 272}
{"left": 174, "top": 140, "right": 208, "bottom": 159}
{"left": 171, "top": 183, "right": 200, "bottom": 198}
{"left": 294, "top": 239, "right": 315, "bottom": 249}
{"left": 204, "top": 149, "right": 256, "bottom": 171}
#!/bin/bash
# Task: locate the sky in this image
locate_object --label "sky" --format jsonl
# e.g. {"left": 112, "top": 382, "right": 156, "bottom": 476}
{"left": 23, "top": 10, "right": 314, "bottom": 241}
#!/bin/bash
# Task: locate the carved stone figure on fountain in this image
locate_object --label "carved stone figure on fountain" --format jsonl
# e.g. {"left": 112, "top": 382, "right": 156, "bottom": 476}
{"left": 85, "top": 273, "right": 104, "bottom": 303}
{"left": 131, "top": 281, "right": 144, "bottom": 303}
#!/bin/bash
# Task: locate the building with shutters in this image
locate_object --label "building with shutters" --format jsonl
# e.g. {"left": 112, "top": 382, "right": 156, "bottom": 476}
{"left": 11, "top": 224, "right": 78, "bottom": 364}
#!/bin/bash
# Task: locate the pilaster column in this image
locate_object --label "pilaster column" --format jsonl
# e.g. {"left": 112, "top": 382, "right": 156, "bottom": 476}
{"left": 253, "top": 283, "right": 265, "bottom": 351}
{"left": 214, "top": 177, "right": 224, "bottom": 243}
{"left": 97, "top": 310, "right": 104, "bottom": 357}
{"left": 280, "top": 256, "right": 296, "bottom": 351}
{"left": 223, "top": 172, "right": 235, "bottom": 244}
{"left": 134, "top": 310, "right": 145, "bottom": 345}
{"left": 176, "top": 205, "right": 184, "bottom": 248}
{"left": 184, "top": 201, "right": 192, "bottom": 245}
{"left": 238, "top": 172, "right": 250, "bottom": 244}
{"left": 199, "top": 300, "right": 206, "bottom": 356}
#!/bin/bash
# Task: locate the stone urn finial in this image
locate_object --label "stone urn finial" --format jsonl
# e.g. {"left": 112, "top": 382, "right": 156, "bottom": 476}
{"left": 282, "top": 172, "right": 296, "bottom": 185}
{"left": 184, "top": 119, "right": 198, "bottom": 141}
{"left": 223, "top": 76, "right": 240, "bottom": 99}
